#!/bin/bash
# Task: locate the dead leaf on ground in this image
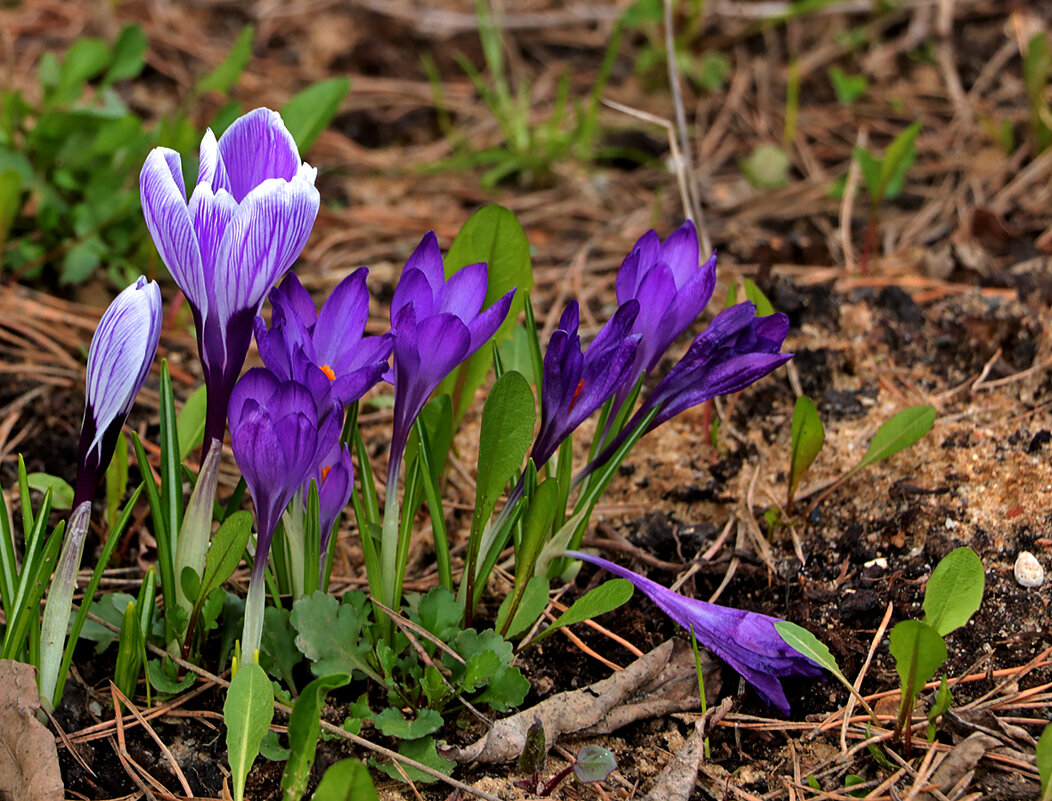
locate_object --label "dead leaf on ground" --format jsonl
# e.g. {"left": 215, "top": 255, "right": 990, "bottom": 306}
{"left": 916, "top": 732, "right": 1000, "bottom": 801}
{"left": 446, "top": 640, "right": 675, "bottom": 764}
{"left": 643, "top": 696, "right": 733, "bottom": 801}
{"left": 0, "top": 660, "right": 63, "bottom": 801}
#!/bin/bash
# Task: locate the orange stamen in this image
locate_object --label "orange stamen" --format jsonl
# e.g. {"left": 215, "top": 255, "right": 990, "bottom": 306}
{"left": 320, "top": 465, "right": 332, "bottom": 484}
{"left": 320, "top": 364, "right": 336, "bottom": 381}
{"left": 568, "top": 378, "right": 586, "bottom": 411}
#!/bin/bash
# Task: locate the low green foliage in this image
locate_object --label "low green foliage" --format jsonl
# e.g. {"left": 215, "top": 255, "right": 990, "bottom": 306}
{"left": 828, "top": 67, "right": 867, "bottom": 105}
{"left": 853, "top": 121, "right": 922, "bottom": 212}
{"left": 1038, "top": 724, "right": 1052, "bottom": 801}
{"left": 224, "top": 661, "right": 273, "bottom": 801}
{"left": 787, "top": 396, "right": 824, "bottom": 514}
{"left": 313, "top": 759, "right": 380, "bottom": 801}
{"left": 1024, "top": 33, "right": 1052, "bottom": 155}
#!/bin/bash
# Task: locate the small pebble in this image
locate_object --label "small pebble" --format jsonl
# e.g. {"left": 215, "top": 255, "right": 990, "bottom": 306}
{"left": 1014, "top": 551, "right": 1045, "bottom": 588}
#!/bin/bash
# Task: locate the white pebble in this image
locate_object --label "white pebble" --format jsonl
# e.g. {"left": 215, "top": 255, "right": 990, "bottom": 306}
{"left": 1014, "top": 552, "right": 1045, "bottom": 588}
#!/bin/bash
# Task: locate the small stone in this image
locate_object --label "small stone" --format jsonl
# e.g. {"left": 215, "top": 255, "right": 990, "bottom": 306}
{"left": 1014, "top": 552, "right": 1045, "bottom": 588}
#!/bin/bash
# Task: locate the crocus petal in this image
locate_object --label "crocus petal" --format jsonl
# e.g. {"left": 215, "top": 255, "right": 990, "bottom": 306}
{"left": 196, "top": 128, "right": 231, "bottom": 194}
{"left": 271, "top": 271, "right": 320, "bottom": 332}
{"left": 140, "top": 149, "right": 202, "bottom": 309}
{"left": 213, "top": 176, "right": 321, "bottom": 330}
{"left": 565, "top": 551, "right": 824, "bottom": 715}
{"left": 391, "top": 267, "right": 436, "bottom": 324}
{"left": 229, "top": 367, "right": 280, "bottom": 425}
{"left": 402, "top": 231, "right": 446, "bottom": 293}
{"left": 216, "top": 108, "right": 304, "bottom": 202}
{"left": 465, "top": 288, "right": 515, "bottom": 353}
{"left": 658, "top": 220, "right": 700, "bottom": 287}
{"left": 188, "top": 183, "right": 238, "bottom": 308}
{"left": 616, "top": 229, "right": 660, "bottom": 301}
{"left": 315, "top": 268, "right": 370, "bottom": 364}
{"left": 439, "top": 262, "right": 487, "bottom": 320}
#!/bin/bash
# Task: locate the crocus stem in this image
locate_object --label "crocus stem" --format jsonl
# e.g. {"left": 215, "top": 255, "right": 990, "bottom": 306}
{"left": 241, "top": 555, "right": 267, "bottom": 662}
{"left": 379, "top": 481, "right": 401, "bottom": 628}
{"left": 281, "top": 487, "right": 306, "bottom": 598}
{"left": 38, "top": 501, "right": 91, "bottom": 709}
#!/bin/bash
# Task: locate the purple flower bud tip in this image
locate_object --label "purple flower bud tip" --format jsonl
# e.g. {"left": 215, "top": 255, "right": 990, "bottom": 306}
{"left": 255, "top": 269, "right": 393, "bottom": 420}
{"left": 140, "top": 107, "right": 321, "bottom": 445}
{"left": 388, "top": 231, "right": 514, "bottom": 480}
{"left": 75, "top": 277, "right": 162, "bottom": 506}
{"left": 228, "top": 367, "right": 341, "bottom": 567}
{"left": 616, "top": 220, "right": 717, "bottom": 385}
{"left": 530, "top": 299, "right": 641, "bottom": 468}
{"left": 565, "top": 551, "right": 825, "bottom": 715}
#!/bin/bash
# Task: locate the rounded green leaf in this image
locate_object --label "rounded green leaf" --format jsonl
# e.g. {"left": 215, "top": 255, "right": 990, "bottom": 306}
{"left": 888, "top": 620, "right": 946, "bottom": 702}
{"left": 922, "top": 547, "right": 985, "bottom": 636}
{"left": 313, "top": 759, "right": 380, "bottom": 801}
{"left": 573, "top": 744, "right": 618, "bottom": 784}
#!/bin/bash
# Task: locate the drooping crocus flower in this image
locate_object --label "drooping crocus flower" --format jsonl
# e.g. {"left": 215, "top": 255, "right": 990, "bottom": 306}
{"left": 311, "top": 442, "right": 355, "bottom": 567}
{"left": 614, "top": 220, "right": 716, "bottom": 406}
{"left": 529, "top": 300, "right": 641, "bottom": 469}
{"left": 586, "top": 302, "right": 791, "bottom": 473}
{"left": 75, "top": 276, "right": 163, "bottom": 507}
{"left": 41, "top": 276, "right": 162, "bottom": 707}
{"left": 228, "top": 367, "right": 341, "bottom": 656}
{"left": 140, "top": 107, "right": 320, "bottom": 447}
{"left": 255, "top": 269, "right": 392, "bottom": 419}
{"left": 388, "top": 231, "right": 514, "bottom": 484}
{"left": 565, "top": 551, "right": 824, "bottom": 715}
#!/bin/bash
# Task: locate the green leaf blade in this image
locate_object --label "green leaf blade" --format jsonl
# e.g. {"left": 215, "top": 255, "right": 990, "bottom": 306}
{"left": 224, "top": 662, "right": 273, "bottom": 801}
{"left": 922, "top": 547, "right": 985, "bottom": 637}
{"left": 855, "top": 405, "right": 936, "bottom": 472}
{"left": 281, "top": 673, "right": 351, "bottom": 801}
{"left": 788, "top": 396, "right": 823, "bottom": 504}
{"left": 281, "top": 77, "right": 351, "bottom": 153}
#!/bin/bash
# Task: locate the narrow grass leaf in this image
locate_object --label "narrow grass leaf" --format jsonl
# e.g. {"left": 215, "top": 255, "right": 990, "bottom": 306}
{"left": 922, "top": 547, "right": 985, "bottom": 637}
{"left": 195, "top": 25, "right": 254, "bottom": 97}
{"left": 176, "top": 385, "right": 207, "bottom": 461}
{"left": 281, "top": 77, "right": 351, "bottom": 153}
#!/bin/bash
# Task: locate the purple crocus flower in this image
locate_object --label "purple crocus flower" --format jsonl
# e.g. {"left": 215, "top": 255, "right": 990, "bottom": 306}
{"left": 255, "top": 269, "right": 393, "bottom": 419}
{"left": 529, "top": 300, "right": 641, "bottom": 469}
{"left": 228, "top": 367, "right": 341, "bottom": 655}
{"left": 614, "top": 221, "right": 716, "bottom": 405}
{"left": 565, "top": 551, "right": 825, "bottom": 715}
{"left": 140, "top": 107, "right": 320, "bottom": 447}
{"left": 75, "top": 276, "right": 163, "bottom": 507}
{"left": 310, "top": 442, "right": 354, "bottom": 565}
{"left": 388, "top": 231, "right": 514, "bottom": 484}
{"left": 587, "top": 302, "right": 791, "bottom": 472}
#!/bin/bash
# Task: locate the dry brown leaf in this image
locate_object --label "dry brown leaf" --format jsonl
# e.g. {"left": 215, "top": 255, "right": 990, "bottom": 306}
{"left": 445, "top": 640, "right": 675, "bottom": 764}
{"left": 916, "top": 732, "right": 999, "bottom": 801}
{"left": 0, "top": 660, "right": 63, "bottom": 801}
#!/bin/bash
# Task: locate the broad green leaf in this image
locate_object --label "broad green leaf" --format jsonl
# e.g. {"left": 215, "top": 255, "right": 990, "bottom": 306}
{"left": 259, "top": 730, "right": 290, "bottom": 761}
{"left": 743, "top": 279, "right": 775, "bottom": 316}
{"left": 373, "top": 736, "right": 453, "bottom": 784}
{"left": 888, "top": 620, "right": 946, "bottom": 710}
{"left": 280, "top": 673, "right": 350, "bottom": 801}
{"left": 788, "top": 396, "right": 824, "bottom": 505}
{"left": 26, "top": 473, "right": 73, "bottom": 510}
{"left": 922, "top": 547, "right": 984, "bottom": 636}
{"left": 573, "top": 744, "right": 617, "bottom": 784}
{"left": 147, "top": 657, "right": 195, "bottom": 694}
{"left": 180, "top": 567, "right": 200, "bottom": 606}
{"left": 374, "top": 707, "right": 443, "bottom": 739}
{"left": 880, "top": 120, "right": 921, "bottom": 200}
{"left": 313, "top": 759, "right": 380, "bottom": 801}
{"left": 411, "top": 586, "right": 463, "bottom": 645}
{"left": 496, "top": 575, "right": 549, "bottom": 639}
{"left": 514, "top": 478, "right": 559, "bottom": 586}
{"left": 260, "top": 606, "right": 301, "bottom": 688}
{"left": 56, "top": 38, "right": 111, "bottom": 103}
{"left": 195, "top": 25, "right": 254, "bottom": 97}
{"left": 440, "top": 205, "right": 533, "bottom": 421}
{"left": 224, "top": 662, "right": 273, "bottom": 801}
{"left": 854, "top": 405, "right": 935, "bottom": 472}
{"left": 1038, "top": 723, "right": 1052, "bottom": 801}
{"left": 291, "top": 591, "right": 379, "bottom": 682}
{"left": 104, "top": 24, "right": 148, "bottom": 84}
{"left": 280, "top": 77, "right": 350, "bottom": 153}
{"left": 774, "top": 621, "right": 842, "bottom": 679}
{"left": 60, "top": 236, "right": 104, "bottom": 285}
{"left": 536, "top": 578, "right": 633, "bottom": 642}
{"left": 198, "top": 511, "right": 252, "bottom": 601}
{"left": 475, "top": 664, "right": 529, "bottom": 711}
{"left": 828, "top": 67, "right": 867, "bottom": 105}
{"left": 176, "top": 385, "right": 207, "bottom": 460}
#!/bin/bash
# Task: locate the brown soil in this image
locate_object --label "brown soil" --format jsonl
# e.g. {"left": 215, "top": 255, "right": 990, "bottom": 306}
{"left": 3, "top": 1, "right": 1051, "bottom": 799}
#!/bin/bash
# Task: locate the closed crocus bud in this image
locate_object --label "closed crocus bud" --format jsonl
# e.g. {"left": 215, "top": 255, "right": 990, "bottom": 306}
{"left": 74, "top": 276, "right": 163, "bottom": 507}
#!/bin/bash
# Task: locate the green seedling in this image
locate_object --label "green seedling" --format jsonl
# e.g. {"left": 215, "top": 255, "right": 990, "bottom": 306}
{"left": 829, "top": 66, "right": 867, "bottom": 105}
{"left": 280, "top": 673, "right": 351, "bottom": 801}
{"left": 787, "top": 395, "right": 824, "bottom": 516}
{"left": 889, "top": 547, "right": 984, "bottom": 752}
{"left": 516, "top": 735, "right": 618, "bottom": 796}
{"left": 1024, "top": 32, "right": 1052, "bottom": 155}
{"left": 1038, "top": 723, "right": 1052, "bottom": 801}
{"left": 852, "top": 120, "right": 922, "bottom": 270}
{"left": 623, "top": 0, "right": 728, "bottom": 93}
{"left": 224, "top": 660, "right": 273, "bottom": 801}
{"left": 312, "top": 759, "right": 380, "bottom": 801}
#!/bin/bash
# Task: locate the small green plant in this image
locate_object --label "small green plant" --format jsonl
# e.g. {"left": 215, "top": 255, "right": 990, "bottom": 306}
{"left": 623, "top": 0, "right": 729, "bottom": 93}
{"left": 828, "top": 66, "right": 868, "bottom": 105}
{"left": 889, "top": 547, "right": 984, "bottom": 752}
{"left": 787, "top": 395, "right": 824, "bottom": 516}
{"left": 852, "top": 120, "right": 922, "bottom": 269}
{"left": 1024, "top": 32, "right": 1052, "bottom": 155}
{"left": 516, "top": 727, "right": 618, "bottom": 797}
{"left": 433, "top": 0, "right": 625, "bottom": 186}
{"left": 1038, "top": 723, "right": 1052, "bottom": 801}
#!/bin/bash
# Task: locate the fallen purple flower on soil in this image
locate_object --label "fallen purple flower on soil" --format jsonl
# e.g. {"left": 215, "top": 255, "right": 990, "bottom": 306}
{"left": 564, "top": 550, "right": 825, "bottom": 715}
{"left": 140, "top": 107, "right": 320, "bottom": 446}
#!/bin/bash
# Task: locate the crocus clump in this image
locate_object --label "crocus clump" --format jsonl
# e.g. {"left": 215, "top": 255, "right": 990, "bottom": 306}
{"left": 565, "top": 551, "right": 824, "bottom": 715}
{"left": 529, "top": 300, "right": 641, "bottom": 469}
{"left": 74, "top": 276, "right": 163, "bottom": 507}
{"left": 614, "top": 220, "right": 716, "bottom": 407}
{"left": 140, "top": 107, "right": 320, "bottom": 446}
{"left": 255, "top": 270, "right": 393, "bottom": 419}
{"left": 388, "top": 231, "right": 514, "bottom": 484}
{"left": 228, "top": 367, "right": 341, "bottom": 655}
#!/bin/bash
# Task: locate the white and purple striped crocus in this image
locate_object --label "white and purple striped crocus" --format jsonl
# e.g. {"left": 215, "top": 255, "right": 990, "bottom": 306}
{"left": 388, "top": 231, "right": 514, "bottom": 485}
{"left": 41, "top": 276, "right": 162, "bottom": 708}
{"left": 529, "top": 300, "right": 641, "bottom": 469}
{"left": 565, "top": 551, "right": 825, "bottom": 715}
{"left": 140, "top": 107, "right": 320, "bottom": 447}
{"left": 74, "top": 276, "right": 163, "bottom": 507}
{"left": 614, "top": 220, "right": 716, "bottom": 408}
{"left": 255, "top": 269, "right": 393, "bottom": 420}
{"left": 228, "top": 368, "right": 341, "bottom": 657}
